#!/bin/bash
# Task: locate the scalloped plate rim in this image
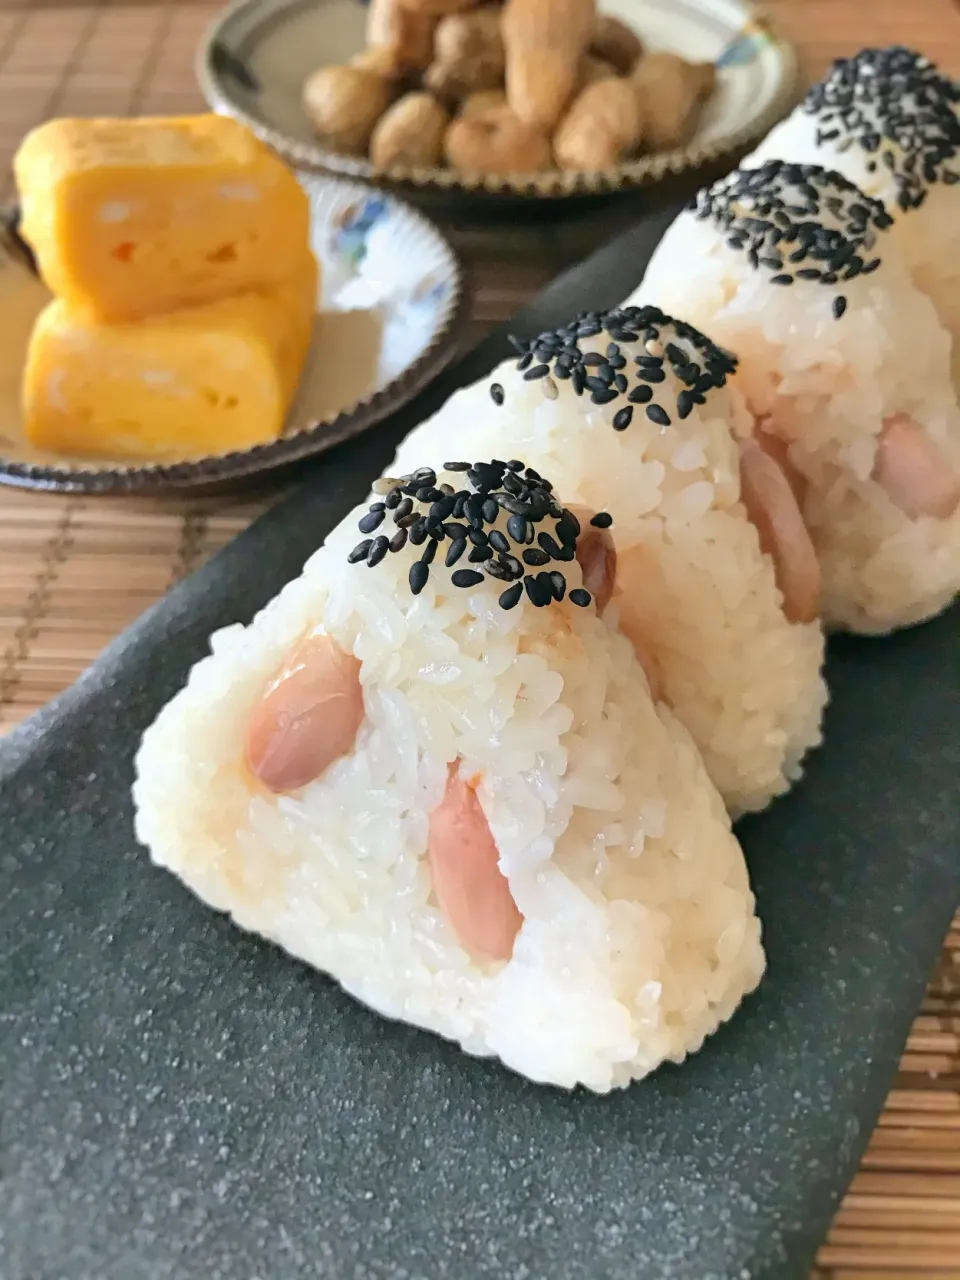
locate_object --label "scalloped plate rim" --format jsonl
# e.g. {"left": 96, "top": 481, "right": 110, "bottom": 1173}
{"left": 195, "top": 0, "right": 800, "bottom": 201}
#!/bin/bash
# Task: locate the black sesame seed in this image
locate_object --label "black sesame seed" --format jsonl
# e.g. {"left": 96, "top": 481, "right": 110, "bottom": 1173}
{"left": 629, "top": 385, "right": 653, "bottom": 405}
{"left": 523, "top": 575, "right": 550, "bottom": 607}
{"left": 516, "top": 352, "right": 533, "bottom": 372}
{"left": 569, "top": 588, "right": 592, "bottom": 607}
{"left": 497, "top": 493, "right": 533, "bottom": 516}
{"left": 389, "top": 528, "right": 408, "bottom": 553}
{"left": 348, "top": 539, "right": 373, "bottom": 564}
{"left": 468, "top": 528, "right": 489, "bottom": 548}
{"left": 500, "top": 553, "right": 523, "bottom": 578}
{"left": 636, "top": 367, "right": 666, "bottom": 383}
{"left": 367, "top": 536, "right": 389, "bottom": 567}
{"left": 488, "top": 530, "right": 510, "bottom": 554}
{"left": 385, "top": 489, "right": 402, "bottom": 509}
{"left": 445, "top": 538, "right": 467, "bottom": 567}
{"left": 452, "top": 569, "right": 484, "bottom": 588}
{"left": 523, "top": 548, "right": 550, "bottom": 566}
{"left": 524, "top": 363, "right": 550, "bottom": 381}
{"left": 481, "top": 498, "right": 500, "bottom": 523}
{"left": 612, "top": 405, "right": 634, "bottom": 431}
{"left": 464, "top": 494, "right": 485, "bottom": 525}
{"left": 547, "top": 571, "right": 566, "bottom": 601}
{"left": 590, "top": 512, "right": 613, "bottom": 528}
{"left": 538, "top": 532, "right": 563, "bottom": 559}
{"left": 468, "top": 545, "right": 488, "bottom": 563}
{"left": 358, "top": 509, "right": 385, "bottom": 534}
{"left": 443, "top": 461, "right": 470, "bottom": 471}
{"left": 420, "top": 539, "right": 438, "bottom": 565}
{"left": 676, "top": 390, "right": 694, "bottom": 420}
{"left": 591, "top": 387, "right": 619, "bottom": 405}
{"left": 429, "top": 495, "right": 455, "bottom": 522}
{"left": 770, "top": 273, "right": 794, "bottom": 285}
{"left": 499, "top": 582, "right": 523, "bottom": 610}
{"left": 409, "top": 520, "right": 428, "bottom": 546}
{"left": 646, "top": 403, "right": 671, "bottom": 427}
{"left": 833, "top": 294, "right": 848, "bottom": 319}
{"left": 582, "top": 352, "right": 605, "bottom": 367}
{"left": 562, "top": 509, "right": 583, "bottom": 537}
{"left": 507, "top": 514, "right": 528, "bottom": 543}
{"left": 506, "top": 459, "right": 524, "bottom": 471}
{"left": 409, "top": 561, "right": 429, "bottom": 595}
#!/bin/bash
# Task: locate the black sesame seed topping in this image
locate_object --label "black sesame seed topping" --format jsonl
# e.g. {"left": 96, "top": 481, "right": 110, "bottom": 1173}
{"left": 367, "top": 536, "right": 389, "bottom": 567}
{"left": 691, "top": 159, "right": 893, "bottom": 294}
{"left": 804, "top": 46, "right": 960, "bottom": 208}
{"left": 445, "top": 538, "right": 467, "bottom": 567}
{"left": 348, "top": 539, "right": 373, "bottom": 564}
{"left": 590, "top": 512, "right": 613, "bottom": 528}
{"left": 833, "top": 294, "right": 848, "bottom": 319}
{"left": 569, "top": 588, "right": 592, "bottom": 608}
{"left": 358, "top": 509, "right": 385, "bottom": 534}
{"left": 647, "top": 403, "right": 671, "bottom": 427}
{"left": 506, "top": 514, "right": 528, "bottom": 543}
{"left": 505, "top": 304, "right": 738, "bottom": 433}
{"left": 352, "top": 459, "right": 605, "bottom": 609}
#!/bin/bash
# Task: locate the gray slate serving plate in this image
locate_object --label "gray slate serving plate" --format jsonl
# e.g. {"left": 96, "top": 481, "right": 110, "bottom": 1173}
{"left": 2, "top": 202, "right": 959, "bottom": 1280}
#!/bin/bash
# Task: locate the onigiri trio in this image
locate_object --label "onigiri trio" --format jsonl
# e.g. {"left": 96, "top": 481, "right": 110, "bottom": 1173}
{"left": 135, "top": 47, "right": 960, "bottom": 1093}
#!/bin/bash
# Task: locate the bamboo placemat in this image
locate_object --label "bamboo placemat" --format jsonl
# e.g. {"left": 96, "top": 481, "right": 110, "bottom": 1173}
{"left": 0, "top": 3, "right": 958, "bottom": 1276}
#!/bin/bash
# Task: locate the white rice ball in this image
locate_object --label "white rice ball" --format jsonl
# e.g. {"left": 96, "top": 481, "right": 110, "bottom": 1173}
{"left": 747, "top": 46, "right": 960, "bottom": 386}
{"left": 133, "top": 462, "right": 765, "bottom": 1093}
{"left": 390, "top": 306, "right": 826, "bottom": 815}
{"left": 632, "top": 160, "right": 960, "bottom": 633}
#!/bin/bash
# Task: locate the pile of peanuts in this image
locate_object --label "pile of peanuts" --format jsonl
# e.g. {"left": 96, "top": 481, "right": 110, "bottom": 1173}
{"left": 302, "top": 0, "right": 716, "bottom": 176}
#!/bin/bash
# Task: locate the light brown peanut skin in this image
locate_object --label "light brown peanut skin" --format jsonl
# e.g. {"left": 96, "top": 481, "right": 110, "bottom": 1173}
{"left": 302, "top": 65, "right": 397, "bottom": 153}
{"left": 424, "top": 55, "right": 504, "bottom": 104}
{"left": 444, "top": 107, "right": 552, "bottom": 173}
{"left": 396, "top": 0, "right": 479, "bottom": 14}
{"left": 633, "top": 51, "right": 716, "bottom": 152}
{"left": 502, "top": 0, "right": 597, "bottom": 131}
{"left": 370, "top": 92, "right": 449, "bottom": 167}
{"left": 554, "top": 77, "right": 642, "bottom": 171}
{"left": 459, "top": 89, "right": 508, "bottom": 119}
{"left": 589, "top": 14, "right": 643, "bottom": 75}
{"left": 434, "top": 6, "right": 504, "bottom": 69}
{"left": 366, "top": 0, "right": 437, "bottom": 73}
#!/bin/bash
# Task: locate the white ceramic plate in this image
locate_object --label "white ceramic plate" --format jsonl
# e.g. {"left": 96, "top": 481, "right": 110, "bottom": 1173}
{"left": 0, "top": 173, "right": 466, "bottom": 494}
{"left": 198, "top": 0, "right": 799, "bottom": 198}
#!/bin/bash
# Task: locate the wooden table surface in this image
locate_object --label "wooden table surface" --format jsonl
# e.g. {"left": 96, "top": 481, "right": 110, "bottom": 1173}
{"left": 1, "top": 3, "right": 959, "bottom": 1277}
